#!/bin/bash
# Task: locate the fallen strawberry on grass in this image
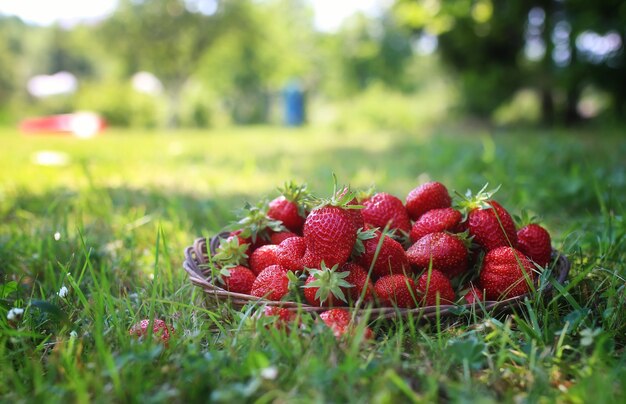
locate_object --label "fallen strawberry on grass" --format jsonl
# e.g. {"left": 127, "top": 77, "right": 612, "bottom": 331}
{"left": 129, "top": 319, "right": 174, "bottom": 345}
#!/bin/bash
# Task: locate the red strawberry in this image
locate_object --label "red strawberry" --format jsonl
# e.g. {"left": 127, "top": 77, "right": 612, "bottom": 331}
{"left": 356, "top": 230, "right": 410, "bottom": 279}
{"left": 213, "top": 232, "right": 250, "bottom": 267}
{"left": 467, "top": 200, "right": 518, "bottom": 251}
{"left": 267, "top": 182, "right": 308, "bottom": 233}
{"left": 463, "top": 285, "right": 484, "bottom": 304}
{"left": 406, "top": 232, "right": 469, "bottom": 279}
{"left": 302, "top": 206, "right": 356, "bottom": 268}
{"left": 303, "top": 263, "right": 351, "bottom": 307}
{"left": 374, "top": 274, "right": 418, "bottom": 308}
{"left": 270, "top": 231, "right": 298, "bottom": 245}
{"left": 341, "top": 262, "right": 375, "bottom": 303}
{"left": 262, "top": 306, "right": 296, "bottom": 321}
{"left": 222, "top": 265, "right": 256, "bottom": 294}
{"left": 479, "top": 247, "right": 535, "bottom": 300}
{"left": 250, "top": 264, "right": 291, "bottom": 301}
{"left": 268, "top": 197, "right": 305, "bottom": 234}
{"left": 361, "top": 192, "right": 411, "bottom": 234}
{"left": 276, "top": 236, "right": 307, "bottom": 271}
{"left": 409, "top": 207, "right": 463, "bottom": 243}
{"left": 336, "top": 187, "right": 365, "bottom": 232}
{"left": 228, "top": 229, "right": 250, "bottom": 247}
{"left": 225, "top": 229, "right": 268, "bottom": 257}
{"left": 319, "top": 309, "right": 373, "bottom": 340}
{"left": 416, "top": 269, "right": 455, "bottom": 306}
{"left": 405, "top": 181, "right": 452, "bottom": 221}
{"left": 249, "top": 244, "right": 280, "bottom": 275}
{"left": 129, "top": 319, "right": 174, "bottom": 345}
{"left": 259, "top": 306, "right": 298, "bottom": 330}
{"left": 517, "top": 224, "right": 552, "bottom": 268}
{"left": 229, "top": 201, "right": 285, "bottom": 255}
{"left": 303, "top": 262, "right": 375, "bottom": 306}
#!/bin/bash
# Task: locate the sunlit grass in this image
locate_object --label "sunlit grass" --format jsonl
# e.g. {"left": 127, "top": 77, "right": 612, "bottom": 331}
{"left": 0, "top": 125, "right": 625, "bottom": 401}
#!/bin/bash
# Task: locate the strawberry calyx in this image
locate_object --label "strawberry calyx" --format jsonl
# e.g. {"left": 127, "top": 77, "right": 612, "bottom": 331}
{"left": 276, "top": 180, "right": 311, "bottom": 218}
{"left": 310, "top": 175, "right": 364, "bottom": 211}
{"left": 512, "top": 209, "right": 540, "bottom": 228}
{"left": 454, "top": 183, "right": 501, "bottom": 219}
{"left": 212, "top": 236, "right": 249, "bottom": 267}
{"left": 451, "top": 229, "right": 474, "bottom": 250}
{"left": 354, "top": 185, "right": 376, "bottom": 203}
{"left": 280, "top": 270, "right": 308, "bottom": 303}
{"left": 351, "top": 227, "right": 378, "bottom": 258}
{"left": 303, "top": 262, "right": 354, "bottom": 305}
{"left": 277, "top": 181, "right": 309, "bottom": 203}
{"left": 227, "top": 201, "right": 287, "bottom": 243}
{"left": 212, "top": 263, "right": 237, "bottom": 285}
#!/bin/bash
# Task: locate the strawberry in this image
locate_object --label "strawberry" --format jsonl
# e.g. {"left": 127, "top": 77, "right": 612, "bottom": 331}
{"left": 222, "top": 265, "right": 256, "bottom": 294}
{"left": 228, "top": 201, "right": 285, "bottom": 254}
{"left": 467, "top": 200, "right": 518, "bottom": 251}
{"left": 249, "top": 244, "right": 280, "bottom": 275}
{"left": 259, "top": 306, "right": 298, "bottom": 330}
{"left": 302, "top": 205, "right": 357, "bottom": 268}
{"left": 319, "top": 309, "right": 373, "bottom": 340}
{"left": 276, "top": 236, "right": 307, "bottom": 271}
{"left": 129, "top": 319, "right": 174, "bottom": 345}
{"left": 303, "top": 263, "right": 351, "bottom": 307}
{"left": 409, "top": 207, "right": 463, "bottom": 243}
{"left": 374, "top": 274, "right": 418, "bottom": 308}
{"left": 250, "top": 264, "right": 291, "bottom": 301}
{"left": 457, "top": 187, "right": 518, "bottom": 251}
{"left": 268, "top": 197, "right": 304, "bottom": 233}
{"left": 303, "top": 262, "right": 375, "bottom": 306}
{"left": 261, "top": 306, "right": 296, "bottom": 322}
{"left": 361, "top": 192, "right": 411, "bottom": 234}
{"left": 405, "top": 181, "right": 452, "bottom": 221}
{"left": 224, "top": 229, "right": 265, "bottom": 257}
{"left": 517, "top": 224, "right": 552, "bottom": 268}
{"left": 416, "top": 269, "right": 455, "bottom": 306}
{"left": 406, "top": 232, "right": 469, "bottom": 279}
{"left": 341, "top": 262, "right": 375, "bottom": 303}
{"left": 479, "top": 246, "right": 535, "bottom": 300}
{"left": 463, "top": 285, "right": 484, "bottom": 304}
{"left": 213, "top": 233, "right": 250, "bottom": 267}
{"left": 270, "top": 231, "right": 298, "bottom": 245}
{"left": 337, "top": 187, "right": 365, "bottom": 232}
{"left": 227, "top": 229, "right": 251, "bottom": 249}
{"left": 355, "top": 229, "right": 410, "bottom": 279}
{"left": 267, "top": 182, "right": 309, "bottom": 233}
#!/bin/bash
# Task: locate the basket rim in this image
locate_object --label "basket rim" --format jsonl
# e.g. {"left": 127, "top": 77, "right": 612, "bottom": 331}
{"left": 182, "top": 234, "right": 571, "bottom": 320}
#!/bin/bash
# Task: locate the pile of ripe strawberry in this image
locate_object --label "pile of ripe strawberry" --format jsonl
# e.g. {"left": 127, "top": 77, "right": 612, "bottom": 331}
{"left": 208, "top": 180, "right": 553, "bottom": 332}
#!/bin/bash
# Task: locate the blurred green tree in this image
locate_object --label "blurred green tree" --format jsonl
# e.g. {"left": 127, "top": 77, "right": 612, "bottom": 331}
{"left": 196, "top": 0, "right": 318, "bottom": 124}
{"left": 0, "top": 17, "right": 26, "bottom": 115}
{"left": 394, "top": 0, "right": 626, "bottom": 125}
{"left": 45, "top": 26, "right": 96, "bottom": 77}
{"left": 320, "top": 12, "right": 414, "bottom": 98}
{"left": 101, "top": 0, "right": 234, "bottom": 126}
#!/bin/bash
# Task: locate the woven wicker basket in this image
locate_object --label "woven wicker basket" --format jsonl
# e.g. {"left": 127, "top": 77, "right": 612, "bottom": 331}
{"left": 183, "top": 234, "right": 571, "bottom": 320}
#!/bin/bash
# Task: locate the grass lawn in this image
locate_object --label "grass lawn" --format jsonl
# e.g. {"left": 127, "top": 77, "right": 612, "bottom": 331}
{"left": 1, "top": 125, "right": 625, "bottom": 402}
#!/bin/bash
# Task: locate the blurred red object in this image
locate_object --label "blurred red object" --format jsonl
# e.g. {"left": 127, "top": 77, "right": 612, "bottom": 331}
{"left": 20, "top": 112, "right": 106, "bottom": 138}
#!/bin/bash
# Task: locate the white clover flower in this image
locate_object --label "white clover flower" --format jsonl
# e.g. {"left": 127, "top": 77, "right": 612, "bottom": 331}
{"left": 58, "top": 286, "right": 69, "bottom": 298}
{"left": 260, "top": 366, "right": 278, "bottom": 380}
{"left": 54, "top": 232, "right": 61, "bottom": 241}
{"left": 7, "top": 307, "right": 25, "bottom": 322}
{"left": 70, "top": 330, "right": 78, "bottom": 339}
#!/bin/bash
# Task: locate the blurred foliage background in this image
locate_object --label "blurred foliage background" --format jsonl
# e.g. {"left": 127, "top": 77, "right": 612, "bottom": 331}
{"left": 0, "top": 0, "right": 624, "bottom": 130}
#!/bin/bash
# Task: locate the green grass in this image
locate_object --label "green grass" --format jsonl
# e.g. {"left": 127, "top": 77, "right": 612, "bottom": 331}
{"left": 1, "top": 125, "right": 625, "bottom": 402}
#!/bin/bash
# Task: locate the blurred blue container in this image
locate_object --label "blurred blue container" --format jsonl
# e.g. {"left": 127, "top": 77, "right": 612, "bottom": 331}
{"left": 283, "top": 80, "right": 305, "bottom": 126}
